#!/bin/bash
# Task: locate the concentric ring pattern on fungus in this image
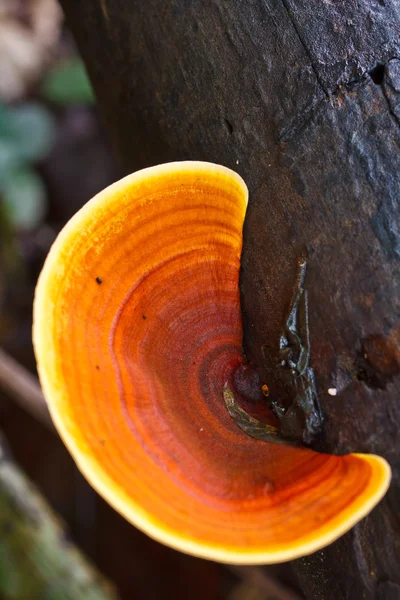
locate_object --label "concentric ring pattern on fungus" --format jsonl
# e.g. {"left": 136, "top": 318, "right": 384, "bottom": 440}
{"left": 33, "top": 161, "right": 391, "bottom": 564}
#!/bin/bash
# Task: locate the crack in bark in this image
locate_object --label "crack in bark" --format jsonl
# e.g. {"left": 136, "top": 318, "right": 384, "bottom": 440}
{"left": 278, "top": 95, "right": 326, "bottom": 143}
{"left": 381, "top": 85, "right": 400, "bottom": 128}
{"left": 279, "top": 0, "right": 330, "bottom": 98}
{"left": 279, "top": 57, "right": 400, "bottom": 144}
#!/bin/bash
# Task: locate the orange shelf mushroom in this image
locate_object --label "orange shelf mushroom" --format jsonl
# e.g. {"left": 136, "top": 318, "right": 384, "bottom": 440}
{"left": 33, "top": 161, "right": 390, "bottom": 564}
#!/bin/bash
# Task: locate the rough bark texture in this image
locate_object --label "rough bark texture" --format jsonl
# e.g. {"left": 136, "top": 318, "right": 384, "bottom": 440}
{"left": 58, "top": 1, "right": 400, "bottom": 598}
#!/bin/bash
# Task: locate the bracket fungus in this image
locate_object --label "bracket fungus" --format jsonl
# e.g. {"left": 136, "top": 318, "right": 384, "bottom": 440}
{"left": 33, "top": 161, "right": 391, "bottom": 564}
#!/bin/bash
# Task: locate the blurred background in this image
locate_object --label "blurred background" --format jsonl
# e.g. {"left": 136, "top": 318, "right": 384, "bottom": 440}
{"left": 0, "top": 1, "right": 303, "bottom": 598}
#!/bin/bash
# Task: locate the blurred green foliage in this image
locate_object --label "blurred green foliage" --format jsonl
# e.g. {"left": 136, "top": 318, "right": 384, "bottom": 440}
{"left": 0, "top": 57, "right": 94, "bottom": 231}
{"left": 0, "top": 436, "right": 118, "bottom": 600}
{"left": 42, "top": 58, "right": 95, "bottom": 106}
{"left": 3, "top": 169, "right": 47, "bottom": 231}
{"left": 0, "top": 103, "right": 55, "bottom": 231}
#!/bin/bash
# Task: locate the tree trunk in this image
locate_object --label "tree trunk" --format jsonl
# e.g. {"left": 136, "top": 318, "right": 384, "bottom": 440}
{"left": 58, "top": 1, "right": 400, "bottom": 598}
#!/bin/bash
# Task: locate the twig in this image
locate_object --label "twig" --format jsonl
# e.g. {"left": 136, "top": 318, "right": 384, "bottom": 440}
{"left": 0, "top": 347, "right": 53, "bottom": 431}
{"left": 0, "top": 431, "right": 119, "bottom": 599}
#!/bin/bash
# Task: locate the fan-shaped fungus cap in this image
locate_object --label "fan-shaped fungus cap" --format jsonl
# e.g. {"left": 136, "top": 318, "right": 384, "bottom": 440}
{"left": 33, "top": 161, "right": 391, "bottom": 564}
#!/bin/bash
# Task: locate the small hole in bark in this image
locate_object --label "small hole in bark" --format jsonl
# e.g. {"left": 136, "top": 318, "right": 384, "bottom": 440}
{"left": 223, "top": 118, "right": 234, "bottom": 135}
{"left": 353, "top": 335, "right": 400, "bottom": 390}
{"left": 369, "top": 64, "right": 385, "bottom": 85}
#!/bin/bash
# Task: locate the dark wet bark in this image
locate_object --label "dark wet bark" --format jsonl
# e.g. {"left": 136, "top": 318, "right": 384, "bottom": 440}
{"left": 58, "top": 1, "right": 400, "bottom": 598}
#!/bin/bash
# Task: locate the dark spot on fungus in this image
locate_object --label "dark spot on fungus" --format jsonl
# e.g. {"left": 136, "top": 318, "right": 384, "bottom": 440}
{"left": 142, "top": 315, "right": 147, "bottom": 320}
{"left": 263, "top": 480, "right": 275, "bottom": 494}
{"left": 95, "top": 365, "right": 100, "bottom": 370}
{"left": 96, "top": 277, "right": 103, "bottom": 284}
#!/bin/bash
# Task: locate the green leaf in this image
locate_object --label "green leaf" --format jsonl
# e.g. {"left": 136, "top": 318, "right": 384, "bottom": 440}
{"left": 0, "top": 103, "right": 24, "bottom": 180}
{"left": 42, "top": 59, "right": 95, "bottom": 105}
{"left": 9, "top": 104, "right": 56, "bottom": 163}
{"left": 0, "top": 102, "right": 55, "bottom": 179}
{"left": 2, "top": 168, "right": 47, "bottom": 230}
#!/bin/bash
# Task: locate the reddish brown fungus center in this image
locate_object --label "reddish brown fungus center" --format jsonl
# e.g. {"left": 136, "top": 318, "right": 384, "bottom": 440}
{"left": 228, "top": 362, "right": 279, "bottom": 426}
